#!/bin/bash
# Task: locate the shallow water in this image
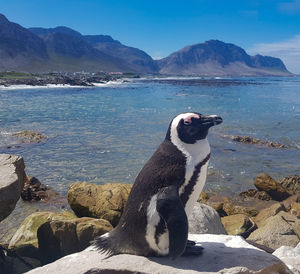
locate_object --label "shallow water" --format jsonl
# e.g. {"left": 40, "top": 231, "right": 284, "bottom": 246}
{"left": 0, "top": 77, "right": 300, "bottom": 241}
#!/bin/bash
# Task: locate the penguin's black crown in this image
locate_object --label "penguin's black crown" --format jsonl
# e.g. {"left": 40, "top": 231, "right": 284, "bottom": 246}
{"left": 166, "top": 112, "right": 223, "bottom": 144}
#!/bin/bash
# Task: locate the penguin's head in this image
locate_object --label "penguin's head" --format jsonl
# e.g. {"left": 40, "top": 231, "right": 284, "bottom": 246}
{"left": 167, "top": 112, "right": 222, "bottom": 144}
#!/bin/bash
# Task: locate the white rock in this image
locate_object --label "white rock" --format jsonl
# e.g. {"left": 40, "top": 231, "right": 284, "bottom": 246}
{"left": 273, "top": 243, "right": 300, "bottom": 273}
{"left": 189, "top": 203, "right": 227, "bottom": 234}
{"left": 0, "top": 154, "right": 26, "bottom": 222}
{"left": 25, "top": 234, "right": 291, "bottom": 274}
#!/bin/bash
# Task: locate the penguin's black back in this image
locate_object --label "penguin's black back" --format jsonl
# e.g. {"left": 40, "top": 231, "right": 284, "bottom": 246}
{"left": 94, "top": 139, "right": 186, "bottom": 256}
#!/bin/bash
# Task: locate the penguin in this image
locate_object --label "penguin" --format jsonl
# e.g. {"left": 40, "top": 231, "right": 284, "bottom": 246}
{"left": 93, "top": 112, "right": 223, "bottom": 259}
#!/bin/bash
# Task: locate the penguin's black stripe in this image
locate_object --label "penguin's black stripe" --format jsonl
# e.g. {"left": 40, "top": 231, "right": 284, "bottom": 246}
{"left": 180, "top": 153, "right": 210, "bottom": 207}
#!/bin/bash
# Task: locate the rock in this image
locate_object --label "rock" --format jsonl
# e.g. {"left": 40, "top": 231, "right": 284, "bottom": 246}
{"left": 25, "top": 234, "right": 291, "bottom": 274}
{"left": 8, "top": 211, "right": 77, "bottom": 259}
{"left": 273, "top": 243, "right": 300, "bottom": 273}
{"left": 291, "top": 203, "right": 300, "bottom": 217}
{"left": 197, "top": 191, "right": 208, "bottom": 202}
{"left": 12, "top": 130, "right": 47, "bottom": 143}
{"left": 223, "top": 199, "right": 259, "bottom": 217}
{"left": 188, "top": 203, "right": 227, "bottom": 234}
{"left": 254, "top": 203, "right": 285, "bottom": 227}
{"left": 247, "top": 211, "right": 299, "bottom": 250}
{"left": 293, "top": 220, "right": 300, "bottom": 239}
{"left": 21, "top": 176, "right": 60, "bottom": 202}
{"left": 221, "top": 214, "right": 256, "bottom": 238}
{"left": 67, "top": 182, "right": 132, "bottom": 226}
{"left": 37, "top": 217, "right": 112, "bottom": 264}
{"left": 0, "top": 254, "right": 40, "bottom": 274}
{"left": 239, "top": 188, "right": 272, "bottom": 201}
{"left": 254, "top": 173, "right": 291, "bottom": 201}
{"left": 203, "top": 194, "right": 230, "bottom": 216}
{"left": 0, "top": 154, "right": 26, "bottom": 222}
{"left": 279, "top": 175, "right": 300, "bottom": 195}
{"left": 281, "top": 194, "right": 300, "bottom": 211}
{"left": 223, "top": 135, "right": 287, "bottom": 148}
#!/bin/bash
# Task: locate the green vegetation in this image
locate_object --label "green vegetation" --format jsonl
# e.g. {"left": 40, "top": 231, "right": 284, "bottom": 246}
{"left": 0, "top": 71, "right": 34, "bottom": 79}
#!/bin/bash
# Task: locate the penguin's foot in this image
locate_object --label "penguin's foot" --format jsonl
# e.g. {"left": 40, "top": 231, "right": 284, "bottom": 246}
{"left": 183, "top": 240, "right": 204, "bottom": 256}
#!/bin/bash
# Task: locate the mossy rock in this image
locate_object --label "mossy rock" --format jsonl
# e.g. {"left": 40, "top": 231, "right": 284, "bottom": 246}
{"left": 67, "top": 182, "right": 133, "bottom": 227}
{"left": 8, "top": 211, "right": 76, "bottom": 259}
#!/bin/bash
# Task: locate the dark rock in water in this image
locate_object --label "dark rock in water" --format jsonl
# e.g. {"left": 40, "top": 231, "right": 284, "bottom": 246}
{"left": 254, "top": 173, "right": 291, "bottom": 201}
{"left": 239, "top": 189, "right": 272, "bottom": 201}
{"left": 279, "top": 175, "right": 300, "bottom": 195}
{"left": 13, "top": 130, "right": 47, "bottom": 144}
{"left": 21, "top": 176, "right": 59, "bottom": 202}
{"left": 223, "top": 135, "right": 287, "bottom": 148}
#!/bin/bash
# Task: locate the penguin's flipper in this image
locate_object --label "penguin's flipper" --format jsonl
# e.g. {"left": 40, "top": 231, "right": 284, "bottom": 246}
{"left": 156, "top": 185, "right": 188, "bottom": 259}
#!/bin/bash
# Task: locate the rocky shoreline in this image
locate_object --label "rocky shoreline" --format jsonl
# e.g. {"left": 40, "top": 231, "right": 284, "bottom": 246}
{"left": 1, "top": 153, "right": 299, "bottom": 273}
{"left": 0, "top": 72, "right": 135, "bottom": 88}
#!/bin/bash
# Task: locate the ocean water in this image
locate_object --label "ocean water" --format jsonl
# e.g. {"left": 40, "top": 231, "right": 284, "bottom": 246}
{"left": 0, "top": 77, "right": 300, "bottom": 240}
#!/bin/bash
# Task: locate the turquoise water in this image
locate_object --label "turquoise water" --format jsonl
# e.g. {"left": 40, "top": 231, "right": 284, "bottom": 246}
{"left": 0, "top": 77, "right": 300, "bottom": 197}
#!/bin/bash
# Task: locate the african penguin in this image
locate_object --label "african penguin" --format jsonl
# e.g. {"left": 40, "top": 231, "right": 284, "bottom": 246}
{"left": 93, "top": 112, "right": 223, "bottom": 259}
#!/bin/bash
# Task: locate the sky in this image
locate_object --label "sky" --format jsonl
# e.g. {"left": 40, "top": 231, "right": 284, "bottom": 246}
{"left": 1, "top": 0, "right": 300, "bottom": 73}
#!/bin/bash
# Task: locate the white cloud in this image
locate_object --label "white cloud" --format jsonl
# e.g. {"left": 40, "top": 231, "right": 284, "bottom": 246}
{"left": 248, "top": 35, "right": 300, "bottom": 74}
{"left": 279, "top": 0, "right": 300, "bottom": 14}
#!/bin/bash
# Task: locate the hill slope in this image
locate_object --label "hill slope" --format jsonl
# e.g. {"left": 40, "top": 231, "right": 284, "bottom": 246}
{"left": 156, "top": 40, "right": 291, "bottom": 76}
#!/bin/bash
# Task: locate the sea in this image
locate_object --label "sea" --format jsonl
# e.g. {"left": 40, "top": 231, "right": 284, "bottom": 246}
{"left": 0, "top": 76, "right": 300, "bottom": 241}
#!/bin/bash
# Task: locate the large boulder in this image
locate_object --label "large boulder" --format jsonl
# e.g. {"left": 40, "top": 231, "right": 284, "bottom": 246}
{"left": 221, "top": 214, "right": 256, "bottom": 238}
{"left": 25, "top": 234, "right": 291, "bottom": 274}
{"left": 188, "top": 203, "right": 227, "bottom": 234}
{"left": 254, "top": 173, "right": 291, "bottom": 201}
{"left": 67, "top": 182, "right": 132, "bottom": 226}
{"left": 253, "top": 202, "right": 285, "bottom": 227}
{"left": 0, "top": 154, "right": 26, "bottom": 222}
{"left": 37, "top": 217, "right": 112, "bottom": 264}
{"left": 8, "top": 211, "right": 77, "bottom": 259}
{"left": 247, "top": 211, "right": 299, "bottom": 250}
{"left": 273, "top": 243, "right": 300, "bottom": 273}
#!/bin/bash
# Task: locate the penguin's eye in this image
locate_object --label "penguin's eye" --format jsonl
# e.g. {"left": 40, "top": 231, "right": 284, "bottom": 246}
{"left": 183, "top": 118, "right": 193, "bottom": 125}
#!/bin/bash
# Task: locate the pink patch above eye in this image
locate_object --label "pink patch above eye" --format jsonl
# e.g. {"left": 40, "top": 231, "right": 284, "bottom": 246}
{"left": 183, "top": 114, "right": 200, "bottom": 125}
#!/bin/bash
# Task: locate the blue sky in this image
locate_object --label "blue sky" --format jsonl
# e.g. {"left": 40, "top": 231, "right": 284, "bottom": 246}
{"left": 1, "top": 0, "right": 300, "bottom": 73}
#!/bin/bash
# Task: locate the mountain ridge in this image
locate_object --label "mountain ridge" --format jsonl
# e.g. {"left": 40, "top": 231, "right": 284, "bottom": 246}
{"left": 0, "top": 14, "right": 292, "bottom": 76}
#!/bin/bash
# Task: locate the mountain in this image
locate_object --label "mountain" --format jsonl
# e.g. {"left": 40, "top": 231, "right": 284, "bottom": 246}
{"left": 0, "top": 14, "right": 292, "bottom": 76}
{"left": 156, "top": 40, "right": 291, "bottom": 76}
{"left": 84, "top": 35, "right": 158, "bottom": 74}
{"left": 30, "top": 27, "right": 132, "bottom": 72}
{"left": 0, "top": 14, "right": 48, "bottom": 71}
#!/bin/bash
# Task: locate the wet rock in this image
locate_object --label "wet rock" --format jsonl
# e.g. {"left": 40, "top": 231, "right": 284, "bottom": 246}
{"left": 223, "top": 135, "right": 287, "bottom": 148}
{"left": 239, "top": 188, "right": 272, "bottom": 200}
{"left": 221, "top": 214, "right": 256, "bottom": 238}
{"left": 37, "top": 217, "right": 112, "bottom": 264}
{"left": 12, "top": 130, "right": 47, "bottom": 143}
{"left": 21, "top": 176, "right": 60, "bottom": 202}
{"left": 247, "top": 211, "right": 299, "bottom": 250}
{"left": 279, "top": 175, "right": 300, "bottom": 195}
{"left": 26, "top": 234, "right": 291, "bottom": 274}
{"left": 8, "top": 211, "right": 77, "bottom": 259}
{"left": 0, "top": 154, "right": 26, "bottom": 222}
{"left": 273, "top": 243, "right": 300, "bottom": 273}
{"left": 188, "top": 203, "right": 227, "bottom": 235}
{"left": 254, "top": 173, "right": 291, "bottom": 201}
{"left": 67, "top": 182, "right": 132, "bottom": 227}
{"left": 254, "top": 203, "right": 285, "bottom": 228}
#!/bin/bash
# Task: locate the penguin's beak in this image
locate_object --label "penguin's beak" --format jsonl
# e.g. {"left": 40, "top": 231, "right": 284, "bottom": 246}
{"left": 200, "top": 115, "right": 223, "bottom": 127}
